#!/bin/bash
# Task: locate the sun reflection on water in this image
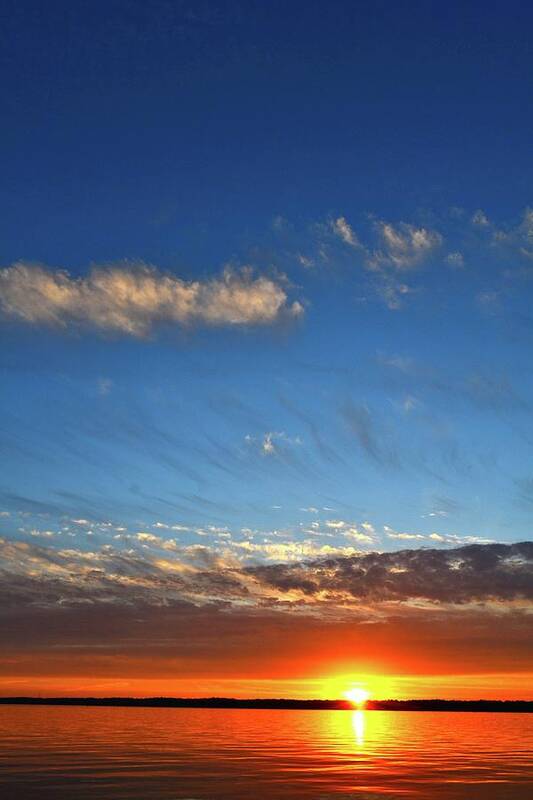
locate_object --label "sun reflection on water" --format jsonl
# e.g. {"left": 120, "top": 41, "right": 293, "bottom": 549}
{"left": 352, "top": 710, "right": 365, "bottom": 746}
{"left": 0, "top": 707, "right": 531, "bottom": 798}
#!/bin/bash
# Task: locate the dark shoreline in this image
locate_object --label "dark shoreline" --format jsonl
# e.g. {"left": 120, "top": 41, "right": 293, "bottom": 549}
{"left": 1, "top": 697, "right": 531, "bottom": 712}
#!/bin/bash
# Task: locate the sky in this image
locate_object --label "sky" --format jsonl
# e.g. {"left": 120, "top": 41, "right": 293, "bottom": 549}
{"left": 1, "top": 0, "right": 532, "bottom": 700}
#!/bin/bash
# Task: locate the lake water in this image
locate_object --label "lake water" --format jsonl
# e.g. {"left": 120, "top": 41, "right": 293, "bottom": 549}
{"left": 0, "top": 706, "right": 531, "bottom": 798}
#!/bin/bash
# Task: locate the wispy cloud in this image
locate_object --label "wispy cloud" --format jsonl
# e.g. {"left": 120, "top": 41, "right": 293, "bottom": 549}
{"left": 244, "top": 431, "right": 302, "bottom": 457}
{"left": 0, "top": 263, "right": 303, "bottom": 337}
{"left": 369, "top": 220, "right": 443, "bottom": 270}
{"left": 330, "top": 215, "right": 443, "bottom": 308}
{"left": 472, "top": 209, "right": 490, "bottom": 227}
{"left": 445, "top": 251, "right": 465, "bottom": 268}
{"left": 341, "top": 402, "right": 398, "bottom": 468}
{"left": 493, "top": 207, "right": 533, "bottom": 260}
{"left": 331, "top": 216, "right": 360, "bottom": 247}
{"left": 97, "top": 377, "right": 113, "bottom": 396}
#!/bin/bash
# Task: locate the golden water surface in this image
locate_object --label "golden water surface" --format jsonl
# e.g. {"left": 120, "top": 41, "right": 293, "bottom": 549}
{"left": 0, "top": 706, "right": 531, "bottom": 798}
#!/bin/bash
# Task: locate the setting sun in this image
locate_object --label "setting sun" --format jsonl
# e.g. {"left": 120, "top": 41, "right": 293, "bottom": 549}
{"left": 344, "top": 687, "right": 370, "bottom": 707}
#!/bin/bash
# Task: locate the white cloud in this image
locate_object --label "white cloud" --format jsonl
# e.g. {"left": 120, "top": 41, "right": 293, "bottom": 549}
{"left": 372, "top": 221, "right": 443, "bottom": 270}
{"left": 446, "top": 251, "right": 465, "bottom": 268}
{"left": 385, "top": 528, "right": 426, "bottom": 541}
{"left": 297, "top": 253, "right": 314, "bottom": 268}
{"left": 245, "top": 431, "right": 302, "bottom": 456}
{"left": 331, "top": 216, "right": 360, "bottom": 247}
{"left": 0, "top": 262, "right": 303, "bottom": 337}
{"left": 384, "top": 527, "right": 496, "bottom": 547}
{"left": 343, "top": 527, "right": 373, "bottom": 543}
{"left": 375, "top": 277, "right": 413, "bottom": 310}
{"left": 401, "top": 394, "right": 420, "bottom": 413}
{"left": 476, "top": 290, "right": 500, "bottom": 312}
{"left": 136, "top": 532, "right": 182, "bottom": 551}
{"left": 230, "top": 538, "right": 362, "bottom": 562}
{"left": 472, "top": 209, "right": 490, "bottom": 227}
{"left": 262, "top": 432, "right": 276, "bottom": 455}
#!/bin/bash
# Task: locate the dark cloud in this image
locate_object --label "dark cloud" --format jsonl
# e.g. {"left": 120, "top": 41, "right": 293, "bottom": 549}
{"left": 252, "top": 542, "right": 533, "bottom": 604}
{"left": 1, "top": 538, "right": 531, "bottom": 614}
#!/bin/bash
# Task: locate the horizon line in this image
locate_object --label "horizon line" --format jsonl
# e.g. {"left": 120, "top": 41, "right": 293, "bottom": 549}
{"left": 1, "top": 696, "right": 532, "bottom": 712}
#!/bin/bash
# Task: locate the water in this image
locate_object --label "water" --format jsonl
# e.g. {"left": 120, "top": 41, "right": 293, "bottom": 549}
{"left": 0, "top": 706, "right": 531, "bottom": 798}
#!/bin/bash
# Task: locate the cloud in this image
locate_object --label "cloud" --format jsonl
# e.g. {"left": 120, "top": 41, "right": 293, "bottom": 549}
{"left": 446, "top": 251, "right": 465, "bottom": 268}
{"left": 375, "top": 277, "right": 413, "bottom": 309}
{"left": 384, "top": 525, "right": 495, "bottom": 547}
{"left": 1, "top": 538, "right": 531, "bottom": 684}
{"left": 371, "top": 221, "right": 443, "bottom": 270}
{"left": 297, "top": 253, "right": 314, "bottom": 268}
{"left": 2, "top": 536, "right": 530, "bottom": 615}
{"left": 476, "top": 289, "right": 501, "bottom": 312}
{"left": 230, "top": 539, "right": 363, "bottom": 562}
{"left": 495, "top": 207, "right": 533, "bottom": 260}
{"left": 472, "top": 209, "right": 490, "bottom": 227}
{"left": 97, "top": 377, "right": 113, "bottom": 396}
{"left": 0, "top": 262, "right": 304, "bottom": 337}
{"left": 261, "top": 432, "right": 277, "bottom": 455}
{"left": 401, "top": 394, "right": 420, "bottom": 413}
{"left": 319, "top": 217, "right": 442, "bottom": 310}
{"left": 340, "top": 403, "right": 398, "bottom": 468}
{"left": 245, "top": 431, "right": 302, "bottom": 457}
{"left": 385, "top": 528, "right": 426, "bottom": 541}
{"left": 342, "top": 527, "right": 374, "bottom": 543}
{"left": 320, "top": 215, "right": 443, "bottom": 309}
{"left": 251, "top": 541, "right": 533, "bottom": 606}
{"left": 331, "top": 216, "right": 360, "bottom": 247}
{"left": 517, "top": 207, "right": 533, "bottom": 259}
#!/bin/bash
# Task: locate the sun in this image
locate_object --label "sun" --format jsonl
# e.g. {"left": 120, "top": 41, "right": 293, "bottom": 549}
{"left": 344, "top": 687, "right": 370, "bottom": 707}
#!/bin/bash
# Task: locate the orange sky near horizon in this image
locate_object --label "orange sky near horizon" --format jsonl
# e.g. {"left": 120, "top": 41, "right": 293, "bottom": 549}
{"left": 1, "top": 672, "right": 532, "bottom": 701}
{"left": 2, "top": 595, "right": 532, "bottom": 701}
{"left": 1, "top": 660, "right": 532, "bottom": 702}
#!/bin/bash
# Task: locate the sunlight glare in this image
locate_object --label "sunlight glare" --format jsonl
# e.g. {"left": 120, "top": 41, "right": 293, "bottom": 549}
{"left": 344, "top": 687, "right": 370, "bottom": 708}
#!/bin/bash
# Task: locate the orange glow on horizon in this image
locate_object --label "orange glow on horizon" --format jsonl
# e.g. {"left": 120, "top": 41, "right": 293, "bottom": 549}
{"left": 321, "top": 673, "right": 396, "bottom": 702}
{"left": 0, "top": 671, "right": 531, "bottom": 701}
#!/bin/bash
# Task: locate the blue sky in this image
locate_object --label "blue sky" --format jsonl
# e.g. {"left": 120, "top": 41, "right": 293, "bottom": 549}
{"left": 2, "top": 0, "right": 533, "bottom": 564}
